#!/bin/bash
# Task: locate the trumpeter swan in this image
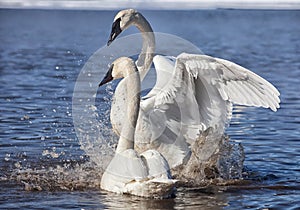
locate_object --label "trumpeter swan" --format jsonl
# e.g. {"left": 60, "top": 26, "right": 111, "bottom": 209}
{"left": 107, "top": 9, "right": 280, "bottom": 170}
{"left": 99, "top": 57, "right": 176, "bottom": 198}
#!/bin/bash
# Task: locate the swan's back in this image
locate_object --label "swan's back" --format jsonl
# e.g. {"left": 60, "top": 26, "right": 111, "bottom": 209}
{"left": 101, "top": 149, "right": 176, "bottom": 198}
{"left": 101, "top": 149, "right": 147, "bottom": 194}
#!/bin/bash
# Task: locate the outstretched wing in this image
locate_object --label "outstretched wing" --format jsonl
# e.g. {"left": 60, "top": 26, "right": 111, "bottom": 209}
{"left": 153, "top": 53, "right": 280, "bottom": 133}
{"left": 137, "top": 53, "right": 280, "bottom": 167}
{"left": 143, "top": 56, "right": 176, "bottom": 99}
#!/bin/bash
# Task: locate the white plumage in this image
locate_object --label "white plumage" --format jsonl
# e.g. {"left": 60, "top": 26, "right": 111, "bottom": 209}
{"left": 99, "top": 57, "right": 176, "bottom": 198}
{"left": 107, "top": 9, "right": 280, "bottom": 171}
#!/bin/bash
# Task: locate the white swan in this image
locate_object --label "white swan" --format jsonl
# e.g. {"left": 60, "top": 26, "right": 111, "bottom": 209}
{"left": 107, "top": 9, "right": 280, "bottom": 169}
{"left": 99, "top": 57, "right": 176, "bottom": 198}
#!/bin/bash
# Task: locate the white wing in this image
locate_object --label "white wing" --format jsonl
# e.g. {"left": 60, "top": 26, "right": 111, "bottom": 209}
{"left": 143, "top": 56, "right": 176, "bottom": 99}
{"left": 101, "top": 149, "right": 176, "bottom": 198}
{"left": 154, "top": 53, "right": 280, "bottom": 132}
{"left": 104, "top": 149, "right": 148, "bottom": 181}
{"left": 140, "top": 149, "right": 172, "bottom": 179}
{"left": 136, "top": 53, "right": 280, "bottom": 167}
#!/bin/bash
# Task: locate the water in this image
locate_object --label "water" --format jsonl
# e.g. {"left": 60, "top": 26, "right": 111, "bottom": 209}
{"left": 0, "top": 9, "right": 300, "bottom": 209}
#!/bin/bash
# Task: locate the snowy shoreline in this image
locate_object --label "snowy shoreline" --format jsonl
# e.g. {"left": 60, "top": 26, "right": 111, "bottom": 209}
{"left": 1, "top": 0, "right": 300, "bottom": 10}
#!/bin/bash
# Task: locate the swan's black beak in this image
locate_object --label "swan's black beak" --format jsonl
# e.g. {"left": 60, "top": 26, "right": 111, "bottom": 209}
{"left": 107, "top": 18, "right": 122, "bottom": 46}
{"left": 99, "top": 64, "right": 114, "bottom": 87}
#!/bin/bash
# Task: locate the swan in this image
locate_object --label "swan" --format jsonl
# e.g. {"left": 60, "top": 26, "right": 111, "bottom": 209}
{"left": 99, "top": 57, "right": 176, "bottom": 198}
{"left": 106, "top": 9, "right": 280, "bottom": 170}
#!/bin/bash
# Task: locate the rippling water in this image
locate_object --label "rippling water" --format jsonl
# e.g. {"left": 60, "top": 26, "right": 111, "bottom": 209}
{"left": 0, "top": 9, "right": 299, "bottom": 209}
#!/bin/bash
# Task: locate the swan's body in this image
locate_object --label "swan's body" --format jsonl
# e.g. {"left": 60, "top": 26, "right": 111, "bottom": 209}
{"left": 107, "top": 9, "right": 280, "bottom": 170}
{"left": 99, "top": 57, "right": 176, "bottom": 198}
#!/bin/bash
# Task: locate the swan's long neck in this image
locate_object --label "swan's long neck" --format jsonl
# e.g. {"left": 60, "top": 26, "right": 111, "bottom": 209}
{"left": 133, "top": 13, "right": 155, "bottom": 80}
{"left": 116, "top": 64, "right": 141, "bottom": 153}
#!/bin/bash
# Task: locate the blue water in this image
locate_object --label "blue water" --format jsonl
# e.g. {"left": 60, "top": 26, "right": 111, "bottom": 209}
{"left": 0, "top": 9, "right": 300, "bottom": 209}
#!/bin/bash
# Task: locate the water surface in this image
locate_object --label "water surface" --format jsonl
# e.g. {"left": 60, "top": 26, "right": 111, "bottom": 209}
{"left": 0, "top": 9, "right": 300, "bottom": 209}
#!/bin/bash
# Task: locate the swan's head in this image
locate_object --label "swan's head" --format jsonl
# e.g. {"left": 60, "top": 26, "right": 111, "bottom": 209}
{"left": 107, "top": 9, "right": 138, "bottom": 46}
{"left": 99, "top": 57, "right": 136, "bottom": 86}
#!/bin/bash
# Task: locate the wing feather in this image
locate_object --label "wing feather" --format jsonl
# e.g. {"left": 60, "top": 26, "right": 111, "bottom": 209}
{"left": 136, "top": 53, "right": 280, "bottom": 168}
{"left": 153, "top": 53, "right": 280, "bottom": 132}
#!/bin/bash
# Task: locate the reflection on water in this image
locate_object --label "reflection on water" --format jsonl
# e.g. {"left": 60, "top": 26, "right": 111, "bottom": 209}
{"left": 0, "top": 9, "right": 300, "bottom": 209}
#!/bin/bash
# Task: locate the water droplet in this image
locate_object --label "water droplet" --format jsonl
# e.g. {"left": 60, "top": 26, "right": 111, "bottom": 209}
{"left": 89, "top": 105, "right": 97, "bottom": 112}
{"left": 21, "top": 115, "right": 30, "bottom": 120}
{"left": 4, "top": 153, "right": 11, "bottom": 161}
{"left": 14, "top": 162, "right": 21, "bottom": 168}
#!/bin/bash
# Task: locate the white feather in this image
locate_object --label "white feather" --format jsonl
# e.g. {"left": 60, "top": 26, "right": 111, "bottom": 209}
{"left": 108, "top": 10, "right": 280, "bottom": 176}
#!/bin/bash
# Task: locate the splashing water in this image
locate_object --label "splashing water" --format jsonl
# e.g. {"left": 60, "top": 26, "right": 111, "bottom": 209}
{"left": 8, "top": 32, "right": 248, "bottom": 191}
